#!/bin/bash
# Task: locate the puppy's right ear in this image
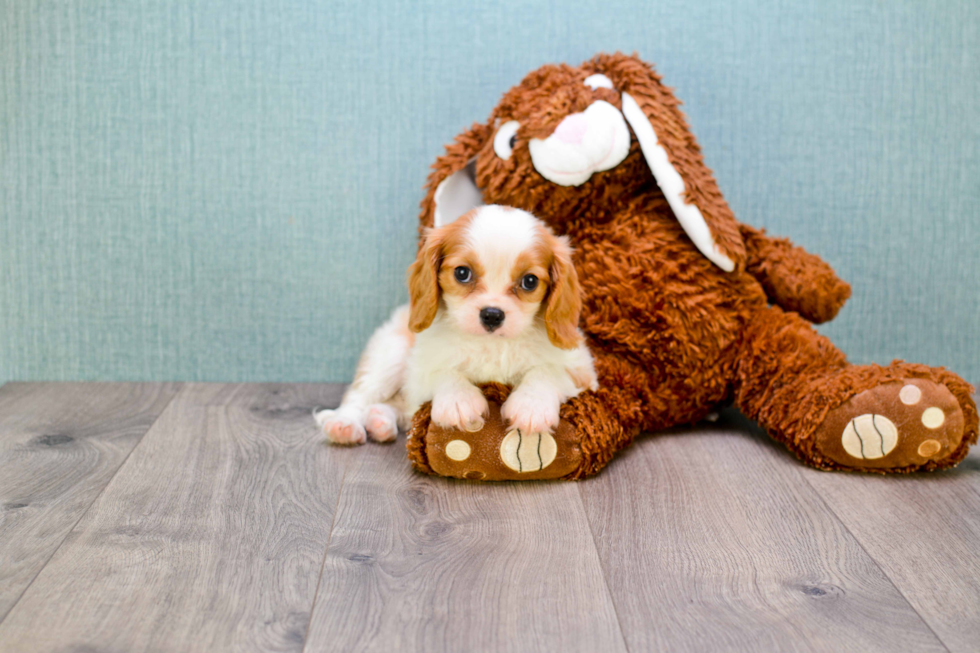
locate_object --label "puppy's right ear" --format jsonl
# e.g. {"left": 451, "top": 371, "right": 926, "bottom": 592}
{"left": 544, "top": 234, "right": 583, "bottom": 350}
{"left": 419, "top": 122, "right": 493, "bottom": 233}
{"left": 407, "top": 229, "right": 443, "bottom": 333}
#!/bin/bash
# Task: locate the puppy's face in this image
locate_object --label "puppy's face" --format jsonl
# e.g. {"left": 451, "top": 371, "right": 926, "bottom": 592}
{"left": 408, "top": 205, "right": 581, "bottom": 349}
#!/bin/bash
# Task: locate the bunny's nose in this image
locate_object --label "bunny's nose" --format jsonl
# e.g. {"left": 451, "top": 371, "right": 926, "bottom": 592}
{"left": 529, "top": 100, "right": 630, "bottom": 187}
{"left": 553, "top": 113, "right": 589, "bottom": 145}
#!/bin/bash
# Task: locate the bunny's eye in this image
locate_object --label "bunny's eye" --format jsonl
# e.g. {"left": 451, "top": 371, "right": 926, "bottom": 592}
{"left": 493, "top": 121, "right": 520, "bottom": 160}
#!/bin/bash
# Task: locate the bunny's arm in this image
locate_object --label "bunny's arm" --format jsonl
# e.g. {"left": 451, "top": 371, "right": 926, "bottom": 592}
{"left": 739, "top": 224, "right": 851, "bottom": 324}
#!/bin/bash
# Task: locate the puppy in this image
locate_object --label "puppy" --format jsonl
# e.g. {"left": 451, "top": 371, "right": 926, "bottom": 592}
{"left": 315, "top": 205, "right": 597, "bottom": 445}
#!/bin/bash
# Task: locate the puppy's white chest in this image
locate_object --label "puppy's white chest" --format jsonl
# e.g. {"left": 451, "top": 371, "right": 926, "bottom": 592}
{"left": 411, "top": 318, "right": 549, "bottom": 389}
{"left": 453, "top": 337, "right": 536, "bottom": 385}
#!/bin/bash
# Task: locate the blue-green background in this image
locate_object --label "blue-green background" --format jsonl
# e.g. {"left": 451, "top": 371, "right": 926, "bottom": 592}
{"left": 1, "top": 1, "right": 978, "bottom": 384}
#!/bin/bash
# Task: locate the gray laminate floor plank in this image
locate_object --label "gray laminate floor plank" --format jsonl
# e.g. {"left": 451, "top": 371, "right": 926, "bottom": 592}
{"left": 0, "top": 382, "right": 180, "bottom": 622}
{"left": 579, "top": 413, "right": 949, "bottom": 653}
{"left": 304, "top": 437, "right": 628, "bottom": 653}
{"left": 0, "top": 383, "right": 351, "bottom": 653}
{"left": 799, "top": 426, "right": 980, "bottom": 653}
{"left": 2, "top": 382, "right": 976, "bottom": 652}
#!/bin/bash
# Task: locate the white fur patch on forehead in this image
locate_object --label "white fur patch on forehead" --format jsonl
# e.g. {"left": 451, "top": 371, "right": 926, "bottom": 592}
{"left": 464, "top": 206, "right": 540, "bottom": 287}
{"left": 465, "top": 205, "right": 540, "bottom": 254}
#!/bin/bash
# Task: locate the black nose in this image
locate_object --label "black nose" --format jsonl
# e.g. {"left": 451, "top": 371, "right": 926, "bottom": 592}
{"left": 479, "top": 307, "right": 505, "bottom": 332}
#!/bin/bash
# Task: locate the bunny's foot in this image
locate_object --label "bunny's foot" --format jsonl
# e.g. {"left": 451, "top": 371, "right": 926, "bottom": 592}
{"left": 407, "top": 383, "right": 584, "bottom": 481}
{"left": 811, "top": 367, "right": 977, "bottom": 472}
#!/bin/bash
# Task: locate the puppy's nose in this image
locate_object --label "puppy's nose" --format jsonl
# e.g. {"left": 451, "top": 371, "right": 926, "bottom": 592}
{"left": 479, "top": 307, "right": 505, "bottom": 332}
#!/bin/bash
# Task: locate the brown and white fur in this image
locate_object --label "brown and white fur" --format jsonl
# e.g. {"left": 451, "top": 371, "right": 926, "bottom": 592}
{"left": 315, "top": 205, "right": 597, "bottom": 445}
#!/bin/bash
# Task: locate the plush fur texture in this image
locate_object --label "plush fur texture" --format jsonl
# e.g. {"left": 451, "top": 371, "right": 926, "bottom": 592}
{"left": 405, "top": 52, "right": 977, "bottom": 479}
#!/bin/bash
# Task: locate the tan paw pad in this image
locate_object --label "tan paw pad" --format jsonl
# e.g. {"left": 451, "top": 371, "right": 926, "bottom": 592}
{"left": 445, "top": 439, "right": 471, "bottom": 461}
{"left": 921, "top": 407, "right": 945, "bottom": 429}
{"left": 500, "top": 430, "right": 557, "bottom": 473}
{"left": 917, "top": 439, "right": 942, "bottom": 458}
{"left": 899, "top": 384, "right": 922, "bottom": 405}
{"left": 841, "top": 414, "right": 898, "bottom": 460}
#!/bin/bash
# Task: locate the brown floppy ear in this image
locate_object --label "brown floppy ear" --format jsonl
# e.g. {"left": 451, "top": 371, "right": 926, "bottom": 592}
{"left": 584, "top": 52, "right": 745, "bottom": 272}
{"left": 407, "top": 229, "right": 443, "bottom": 333}
{"left": 544, "top": 234, "right": 583, "bottom": 349}
{"left": 418, "top": 121, "right": 494, "bottom": 235}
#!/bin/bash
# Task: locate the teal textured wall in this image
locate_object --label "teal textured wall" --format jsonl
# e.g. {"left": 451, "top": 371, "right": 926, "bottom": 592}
{"left": 1, "top": 1, "right": 978, "bottom": 384}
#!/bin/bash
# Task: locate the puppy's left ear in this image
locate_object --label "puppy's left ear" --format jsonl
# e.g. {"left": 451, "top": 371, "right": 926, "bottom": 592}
{"left": 585, "top": 52, "right": 745, "bottom": 272}
{"left": 407, "top": 229, "right": 443, "bottom": 333}
{"left": 544, "top": 234, "right": 583, "bottom": 350}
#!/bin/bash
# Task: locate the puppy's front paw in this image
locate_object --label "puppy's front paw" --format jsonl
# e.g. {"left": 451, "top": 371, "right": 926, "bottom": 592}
{"left": 315, "top": 408, "right": 367, "bottom": 445}
{"left": 431, "top": 386, "right": 489, "bottom": 432}
{"left": 501, "top": 391, "right": 561, "bottom": 435}
{"left": 365, "top": 404, "right": 399, "bottom": 443}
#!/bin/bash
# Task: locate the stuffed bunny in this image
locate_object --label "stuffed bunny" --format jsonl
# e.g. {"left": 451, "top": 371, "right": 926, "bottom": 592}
{"left": 405, "top": 52, "right": 977, "bottom": 480}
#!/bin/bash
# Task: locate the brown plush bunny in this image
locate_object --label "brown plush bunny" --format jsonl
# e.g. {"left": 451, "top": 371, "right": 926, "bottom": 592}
{"left": 406, "top": 52, "right": 977, "bottom": 480}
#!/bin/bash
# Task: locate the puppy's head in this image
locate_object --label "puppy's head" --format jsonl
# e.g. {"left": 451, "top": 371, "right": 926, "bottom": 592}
{"left": 408, "top": 205, "right": 581, "bottom": 349}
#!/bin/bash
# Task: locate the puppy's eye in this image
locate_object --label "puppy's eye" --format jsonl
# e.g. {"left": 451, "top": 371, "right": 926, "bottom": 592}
{"left": 493, "top": 120, "right": 520, "bottom": 160}
{"left": 520, "top": 274, "right": 538, "bottom": 291}
{"left": 454, "top": 266, "right": 473, "bottom": 283}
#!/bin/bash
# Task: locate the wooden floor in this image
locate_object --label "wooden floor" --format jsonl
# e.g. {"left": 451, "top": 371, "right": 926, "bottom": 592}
{"left": 0, "top": 383, "right": 977, "bottom": 652}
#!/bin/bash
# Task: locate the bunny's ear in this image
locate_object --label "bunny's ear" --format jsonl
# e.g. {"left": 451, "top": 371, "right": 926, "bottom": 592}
{"left": 419, "top": 122, "right": 493, "bottom": 232}
{"left": 585, "top": 53, "right": 745, "bottom": 272}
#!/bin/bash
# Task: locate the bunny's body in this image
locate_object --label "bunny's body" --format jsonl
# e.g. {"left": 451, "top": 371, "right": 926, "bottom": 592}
{"left": 405, "top": 54, "right": 976, "bottom": 479}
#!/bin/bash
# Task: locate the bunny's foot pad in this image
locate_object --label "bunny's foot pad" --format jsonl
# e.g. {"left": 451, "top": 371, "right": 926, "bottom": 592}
{"left": 407, "top": 385, "right": 582, "bottom": 481}
{"left": 813, "top": 379, "right": 968, "bottom": 471}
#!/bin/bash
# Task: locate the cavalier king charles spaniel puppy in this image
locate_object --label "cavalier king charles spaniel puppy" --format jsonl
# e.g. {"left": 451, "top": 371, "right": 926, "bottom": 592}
{"left": 315, "top": 205, "right": 597, "bottom": 445}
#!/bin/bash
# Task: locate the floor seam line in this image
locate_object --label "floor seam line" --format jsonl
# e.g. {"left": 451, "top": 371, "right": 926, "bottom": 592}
{"left": 301, "top": 445, "right": 352, "bottom": 652}
{"left": 0, "top": 382, "right": 184, "bottom": 628}
{"left": 799, "top": 470, "right": 952, "bottom": 653}
{"left": 576, "top": 481, "right": 633, "bottom": 653}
